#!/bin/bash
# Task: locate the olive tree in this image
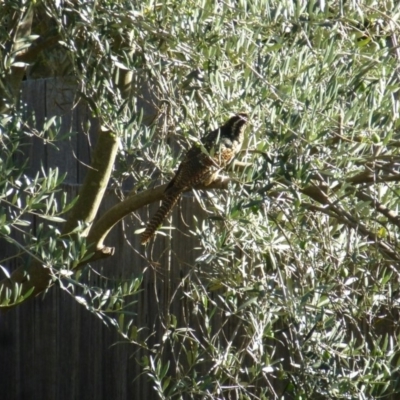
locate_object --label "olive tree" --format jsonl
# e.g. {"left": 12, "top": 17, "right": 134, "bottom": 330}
{"left": 1, "top": 0, "right": 400, "bottom": 398}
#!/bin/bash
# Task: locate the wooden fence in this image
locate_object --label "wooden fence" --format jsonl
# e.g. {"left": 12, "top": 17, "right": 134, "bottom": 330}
{"left": 0, "top": 78, "right": 209, "bottom": 400}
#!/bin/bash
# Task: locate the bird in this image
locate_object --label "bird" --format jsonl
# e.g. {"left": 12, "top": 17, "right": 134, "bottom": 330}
{"left": 140, "top": 113, "right": 248, "bottom": 245}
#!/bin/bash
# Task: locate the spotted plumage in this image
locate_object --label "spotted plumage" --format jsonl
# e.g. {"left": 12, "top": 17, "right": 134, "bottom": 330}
{"left": 141, "top": 113, "right": 248, "bottom": 244}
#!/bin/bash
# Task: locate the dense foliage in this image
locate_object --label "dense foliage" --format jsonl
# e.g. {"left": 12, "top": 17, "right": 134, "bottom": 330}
{"left": 2, "top": 0, "right": 400, "bottom": 398}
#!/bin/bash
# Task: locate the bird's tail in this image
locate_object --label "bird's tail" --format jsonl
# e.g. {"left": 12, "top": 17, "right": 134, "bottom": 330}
{"left": 140, "top": 191, "right": 182, "bottom": 244}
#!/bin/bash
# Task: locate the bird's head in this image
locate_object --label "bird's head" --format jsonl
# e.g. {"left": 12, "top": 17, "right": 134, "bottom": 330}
{"left": 223, "top": 113, "right": 249, "bottom": 141}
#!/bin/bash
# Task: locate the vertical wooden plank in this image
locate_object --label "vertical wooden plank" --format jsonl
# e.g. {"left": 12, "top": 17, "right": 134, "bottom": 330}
{"left": 21, "top": 79, "right": 47, "bottom": 175}
{"left": 170, "top": 196, "right": 202, "bottom": 377}
{"left": 56, "top": 185, "right": 80, "bottom": 400}
{"left": 0, "top": 257, "right": 20, "bottom": 400}
{"left": 45, "top": 78, "right": 77, "bottom": 184}
{"left": 75, "top": 102, "right": 99, "bottom": 184}
{"left": 32, "top": 287, "right": 59, "bottom": 399}
{"left": 57, "top": 292, "right": 80, "bottom": 400}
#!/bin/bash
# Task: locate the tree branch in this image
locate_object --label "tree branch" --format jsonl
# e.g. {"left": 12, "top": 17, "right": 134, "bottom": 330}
{"left": 0, "top": 176, "right": 230, "bottom": 312}
{"left": 87, "top": 176, "right": 230, "bottom": 250}
{"left": 0, "top": 128, "right": 118, "bottom": 311}
{"left": 62, "top": 127, "right": 119, "bottom": 235}
{"left": 353, "top": 189, "right": 400, "bottom": 229}
{"left": 300, "top": 184, "right": 400, "bottom": 267}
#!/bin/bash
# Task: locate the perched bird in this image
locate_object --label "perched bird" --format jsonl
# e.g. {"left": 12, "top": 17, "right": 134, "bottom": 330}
{"left": 141, "top": 113, "right": 248, "bottom": 244}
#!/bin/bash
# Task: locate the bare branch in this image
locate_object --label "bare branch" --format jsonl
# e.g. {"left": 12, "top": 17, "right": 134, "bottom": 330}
{"left": 354, "top": 190, "right": 400, "bottom": 228}
{"left": 87, "top": 176, "right": 230, "bottom": 249}
{"left": 62, "top": 127, "right": 119, "bottom": 235}
{"left": 301, "top": 184, "right": 400, "bottom": 266}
